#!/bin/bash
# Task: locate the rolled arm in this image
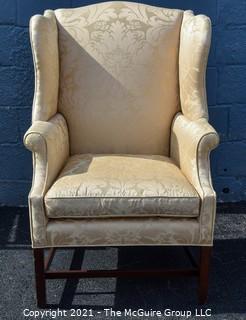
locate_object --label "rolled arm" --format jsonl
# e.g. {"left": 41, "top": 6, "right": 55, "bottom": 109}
{"left": 170, "top": 113, "right": 219, "bottom": 244}
{"left": 24, "top": 113, "right": 69, "bottom": 246}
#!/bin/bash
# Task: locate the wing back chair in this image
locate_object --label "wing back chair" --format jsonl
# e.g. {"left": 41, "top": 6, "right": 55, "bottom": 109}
{"left": 24, "top": 1, "right": 219, "bottom": 308}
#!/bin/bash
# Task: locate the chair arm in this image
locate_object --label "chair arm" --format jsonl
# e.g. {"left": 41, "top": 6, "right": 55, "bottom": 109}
{"left": 23, "top": 113, "right": 69, "bottom": 246}
{"left": 170, "top": 113, "right": 219, "bottom": 244}
{"left": 171, "top": 113, "right": 219, "bottom": 195}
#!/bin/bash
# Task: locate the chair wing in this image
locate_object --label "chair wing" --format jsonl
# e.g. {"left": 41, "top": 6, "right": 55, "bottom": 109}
{"left": 179, "top": 11, "right": 212, "bottom": 120}
{"left": 30, "top": 10, "right": 59, "bottom": 122}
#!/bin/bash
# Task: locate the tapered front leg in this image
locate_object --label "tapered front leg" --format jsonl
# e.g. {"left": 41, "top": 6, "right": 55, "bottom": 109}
{"left": 198, "top": 246, "right": 212, "bottom": 304}
{"left": 33, "top": 248, "right": 46, "bottom": 308}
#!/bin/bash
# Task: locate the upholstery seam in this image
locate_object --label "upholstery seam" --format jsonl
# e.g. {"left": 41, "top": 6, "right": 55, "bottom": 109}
{"left": 29, "top": 18, "right": 37, "bottom": 124}
{"left": 32, "top": 243, "right": 213, "bottom": 249}
{"left": 45, "top": 196, "right": 200, "bottom": 200}
{"left": 47, "top": 214, "right": 199, "bottom": 219}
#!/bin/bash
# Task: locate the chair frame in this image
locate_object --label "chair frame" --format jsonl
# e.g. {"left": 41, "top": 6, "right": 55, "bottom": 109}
{"left": 34, "top": 246, "right": 211, "bottom": 308}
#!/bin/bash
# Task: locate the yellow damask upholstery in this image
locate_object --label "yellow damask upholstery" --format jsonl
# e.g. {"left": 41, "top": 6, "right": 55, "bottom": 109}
{"left": 179, "top": 11, "right": 211, "bottom": 120}
{"left": 24, "top": 113, "right": 69, "bottom": 244}
{"left": 55, "top": 3, "right": 183, "bottom": 155}
{"left": 45, "top": 154, "right": 200, "bottom": 219}
{"left": 24, "top": 1, "right": 219, "bottom": 248}
{"left": 30, "top": 11, "right": 59, "bottom": 122}
{"left": 45, "top": 218, "right": 200, "bottom": 247}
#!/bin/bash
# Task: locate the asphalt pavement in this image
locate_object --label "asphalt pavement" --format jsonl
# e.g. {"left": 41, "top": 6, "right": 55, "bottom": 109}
{"left": 0, "top": 204, "right": 245, "bottom": 320}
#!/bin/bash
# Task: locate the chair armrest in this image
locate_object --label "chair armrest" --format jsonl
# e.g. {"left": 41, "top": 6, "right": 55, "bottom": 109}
{"left": 170, "top": 113, "right": 219, "bottom": 244}
{"left": 171, "top": 113, "right": 219, "bottom": 195}
{"left": 23, "top": 113, "right": 69, "bottom": 246}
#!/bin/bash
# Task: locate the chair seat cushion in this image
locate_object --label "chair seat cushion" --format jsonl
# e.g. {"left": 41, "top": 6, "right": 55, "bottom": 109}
{"left": 45, "top": 154, "right": 200, "bottom": 219}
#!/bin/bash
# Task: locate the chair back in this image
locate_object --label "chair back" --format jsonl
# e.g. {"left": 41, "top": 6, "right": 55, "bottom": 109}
{"left": 55, "top": 2, "right": 183, "bottom": 155}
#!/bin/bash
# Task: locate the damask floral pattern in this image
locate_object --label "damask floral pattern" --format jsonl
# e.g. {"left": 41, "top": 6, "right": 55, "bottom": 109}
{"left": 171, "top": 113, "right": 219, "bottom": 244}
{"left": 179, "top": 11, "right": 211, "bottom": 120}
{"left": 45, "top": 154, "right": 200, "bottom": 219}
{"left": 24, "top": 113, "right": 69, "bottom": 245}
{"left": 55, "top": 2, "right": 183, "bottom": 155}
{"left": 30, "top": 11, "right": 59, "bottom": 122}
{"left": 45, "top": 217, "right": 200, "bottom": 248}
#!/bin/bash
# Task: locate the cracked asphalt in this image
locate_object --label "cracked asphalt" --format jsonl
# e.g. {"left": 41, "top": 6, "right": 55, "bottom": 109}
{"left": 0, "top": 204, "right": 245, "bottom": 320}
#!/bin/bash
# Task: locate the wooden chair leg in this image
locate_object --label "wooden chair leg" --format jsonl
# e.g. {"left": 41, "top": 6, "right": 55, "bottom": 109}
{"left": 33, "top": 248, "right": 46, "bottom": 308}
{"left": 198, "top": 246, "right": 212, "bottom": 304}
{"left": 32, "top": 246, "right": 211, "bottom": 306}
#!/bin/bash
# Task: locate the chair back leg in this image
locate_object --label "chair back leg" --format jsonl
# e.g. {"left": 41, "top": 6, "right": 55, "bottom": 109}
{"left": 198, "top": 246, "right": 212, "bottom": 304}
{"left": 33, "top": 248, "right": 46, "bottom": 308}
